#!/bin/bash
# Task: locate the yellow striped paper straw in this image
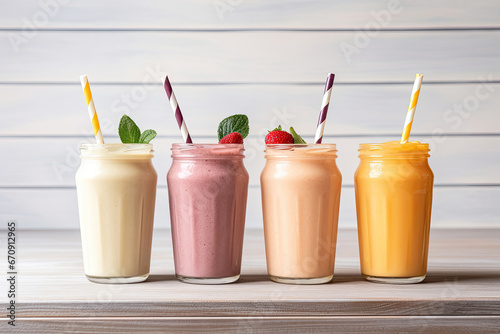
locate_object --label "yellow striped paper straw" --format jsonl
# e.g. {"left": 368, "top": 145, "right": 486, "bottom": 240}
{"left": 400, "top": 73, "right": 423, "bottom": 143}
{"left": 80, "top": 75, "right": 104, "bottom": 144}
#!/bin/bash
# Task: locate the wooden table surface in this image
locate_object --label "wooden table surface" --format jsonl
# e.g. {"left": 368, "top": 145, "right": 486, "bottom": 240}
{"left": 3, "top": 229, "right": 500, "bottom": 333}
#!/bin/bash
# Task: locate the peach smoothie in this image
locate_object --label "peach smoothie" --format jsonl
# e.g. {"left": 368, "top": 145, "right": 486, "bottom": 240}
{"left": 355, "top": 141, "right": 433, "bottom": 284}
{"left": 261, "top": 144, "right": 342, "bottom": 284}
{"left": 76, "top": 144, "right": 157, "bottom": 284}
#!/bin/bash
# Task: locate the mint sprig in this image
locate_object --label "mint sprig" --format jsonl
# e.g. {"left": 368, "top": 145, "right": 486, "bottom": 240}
{"left": 217, "top": 114, "right": 249, "bottom": 141}
{"left": 118, "top": 115, "right": 140, "bottom": 143}
{"left": 289, "top": 127, "right": 306, "bottom": 144}
{"left": 138, "top": 129, "right": 157, "bottom": 144}
{"left": 118, "top": 115, "right": 157, "bottom": 144}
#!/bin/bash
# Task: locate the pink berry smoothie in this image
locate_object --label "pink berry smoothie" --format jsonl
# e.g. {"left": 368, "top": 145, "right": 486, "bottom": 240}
{"left": 167, "top": 144, "right": 249, "bottom": 284}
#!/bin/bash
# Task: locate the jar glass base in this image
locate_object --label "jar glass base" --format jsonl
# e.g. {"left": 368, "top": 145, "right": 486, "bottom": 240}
{"left": 176, "top": 274, "right": 240, "bottom": 285}
{"left": 269, "top": 275, "right": 333, "bottom": 285}
{"left": 362, "top": 274, "right": 426, "bottom": 284}
{"left": 86, "top": 273, "right": 149, "bottom": 284}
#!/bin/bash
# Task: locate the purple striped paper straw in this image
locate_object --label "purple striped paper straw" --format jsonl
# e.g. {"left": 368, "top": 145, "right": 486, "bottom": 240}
{"left": 314, "top": 73, "right": 335, "bottom": 144}
{"left": 162, "top": 76, "right": 193, "bottom": 143}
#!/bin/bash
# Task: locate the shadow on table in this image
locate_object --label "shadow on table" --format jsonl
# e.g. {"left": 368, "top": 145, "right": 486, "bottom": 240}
{"left": 422, "top": 271, "right": 500, "bottom": 284}
{"left": 146, "top": 274, "right": 177, "bottom": 283}
{"left": 146, "top": 274, "right": 274, "bottom": 284}
{"left": 228, "top": 274, "right": 366, "bottom": 285}
{"left": 240, "top": 271, "right": 500, "bottom": 285}
{"left": 146, "top": 271, "right": 500, "bottom": 285}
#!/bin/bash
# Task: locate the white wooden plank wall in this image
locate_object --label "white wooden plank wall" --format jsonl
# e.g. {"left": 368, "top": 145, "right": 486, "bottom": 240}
{"left": 0, "top": 0, "right": 499, "bottom": 229}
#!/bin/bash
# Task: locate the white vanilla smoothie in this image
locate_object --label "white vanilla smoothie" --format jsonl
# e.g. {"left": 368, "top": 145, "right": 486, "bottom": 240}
{"left": 76, "top": 144, "right": 157, "bottom": 283}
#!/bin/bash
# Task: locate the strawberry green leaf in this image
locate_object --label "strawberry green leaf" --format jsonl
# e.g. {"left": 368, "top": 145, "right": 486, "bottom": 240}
{"left": 290, "top": 127, "right": 306, "bottom": 144}
{"left": 269, "top": 125, "right": 282, "bottom": 132}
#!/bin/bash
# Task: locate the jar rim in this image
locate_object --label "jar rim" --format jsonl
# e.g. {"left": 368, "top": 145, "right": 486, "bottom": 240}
{"left": 358, "top": 141, "right": 430, "bottom": 158}
{"left": 171, "top": 143, "right": 245, "bottom": 157}
{"left": 265, "top": 143, "right": 338, "bottom": 159}
{"left": 265, "top": 143, "right": 337, "bottom": 151}
{"left": 172, "top": 143, "right": 244, "bottom": 149}
{"left": 80, "top": 143, "right": 154, "bottom": 156}
{"left": 359, "top": 142, "right": 429, "bottom": 151}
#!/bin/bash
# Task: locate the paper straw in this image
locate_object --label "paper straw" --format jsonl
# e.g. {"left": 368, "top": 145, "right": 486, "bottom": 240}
{"left": 314, "top": 73, "right": 335, "bottom": 144}
{"left": 400, "top": 73, "right": 423, "bottom": 143}
{"left": 162, "top": 76, "right": 193, "bottom": 143}
{"left": 79, "top": 75, "right": 104, "bottom": 144}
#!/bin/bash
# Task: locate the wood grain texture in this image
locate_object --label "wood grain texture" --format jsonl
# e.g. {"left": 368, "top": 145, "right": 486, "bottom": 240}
{"left": 1, "top": 83, "right": 498, "bottom": 136}
{"left": 1, "top": 32, "right": 499, "bottom": 82}
{"left": 1, "top": 136, "right": 500, "bottom": 188}
{"left": 1, "top": 135, "right": 500, "bottom": 229}
{"left": 1, "top": 0, "right": 499, "bottom": 231}
{"left": 2, "top": 229, "right": 499, "bottom": 323}
{"left": 2, "top": 186, "right": 500, "bottom": 229}
{"left": 2, "top": 316, "right": 500, "bottom": 334}
{"left": 1, "top": 0, "right": 500, "bottom": 29}
{"left": 2, "top": 186, "right": 500, "bottom": 230}
{"left": 0, "top": 186, "right": 254, "bottom": 229}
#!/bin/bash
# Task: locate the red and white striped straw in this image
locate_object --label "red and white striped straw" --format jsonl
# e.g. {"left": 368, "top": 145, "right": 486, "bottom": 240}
{"left": 162, "top": 76, "right": 193, "bottom": 143}
{"left": 314, "top": 73, "right": 335, "bottom": 144}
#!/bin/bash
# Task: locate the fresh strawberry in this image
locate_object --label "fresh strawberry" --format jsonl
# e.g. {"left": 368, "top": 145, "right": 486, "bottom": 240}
{"left": 219, "top": 132, "right": 244, "bottom": 144}
{"left": 265, "top": 130, "right": 294, "bottom": 144}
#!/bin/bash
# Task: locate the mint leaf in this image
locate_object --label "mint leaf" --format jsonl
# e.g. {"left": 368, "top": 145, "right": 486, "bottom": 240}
{"left": 218, "top": 114, "right": 249, "bottom": 141}
{"left": 139, "top": 129, "right": 157, "bottom": 144}
{"left": 290, "top": 127, "right": 306, "bottom": 144}
{"left": 118, "top": 115, "right": 141, "bottom": 143}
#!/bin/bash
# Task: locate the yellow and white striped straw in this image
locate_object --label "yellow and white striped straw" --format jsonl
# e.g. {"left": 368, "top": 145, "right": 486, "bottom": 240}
{"left": 80, "top": 75, "right": 104, "bottom": 144}
{"left": 400, "top": 73, "right": 423, "bottom": 143}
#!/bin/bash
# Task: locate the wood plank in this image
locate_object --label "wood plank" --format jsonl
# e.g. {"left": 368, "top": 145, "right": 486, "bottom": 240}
{"left": 1, "top": 83, "right": 499, "bottom": 136}
{"left": 0, "top": 137, "right": 498, "bottom": 187}
{"left": 0, "top": 185, "right": 262, "bottom": 230}
{"left": 1, "top": 32, "right": 499, "bottom": 82}
{"left": 1, "top": 184, "right": 499, "bottom": 230}
{"left": 1, "top": 0, "right": 499, "bottom": 29}
{"left": 3, "top": 316, "right": 500, "bottom": 333}
{"left": 9, "top": 229, "right": 500, "bottom": 319}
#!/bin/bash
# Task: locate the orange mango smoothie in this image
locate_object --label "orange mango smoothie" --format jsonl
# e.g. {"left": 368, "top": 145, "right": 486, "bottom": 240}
{"left": 354, "top": 141, "right": 433, "bottom": 284}
{"left": 261, "top": 144, "right": 342, "bottom": 284}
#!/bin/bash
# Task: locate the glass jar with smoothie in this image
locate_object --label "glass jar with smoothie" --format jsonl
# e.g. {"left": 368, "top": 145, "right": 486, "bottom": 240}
{"left": 167, "top": 143, "right": 249, "bottom": 284}
{"left": 261, "top": 138, "right": 342, "bottom": 284}
{"left": 76, "top": 143, "right": 157, "bottom": 284}
{"left": 354, "top": 141, "right": 433, "bottom": 284}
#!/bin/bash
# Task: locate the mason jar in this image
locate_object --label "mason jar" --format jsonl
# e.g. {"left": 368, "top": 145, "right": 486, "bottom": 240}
{"left": 76, "top": 143, "right": 157, "bottom": 284}
{"left": 261, "top": 144, "right": 342, "bottom": 284}
{"left": 167, "top": 143, "right": 249, "bottom": 284}
{"left": 355, "top": 141, "right": 434, "bottom": 284}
